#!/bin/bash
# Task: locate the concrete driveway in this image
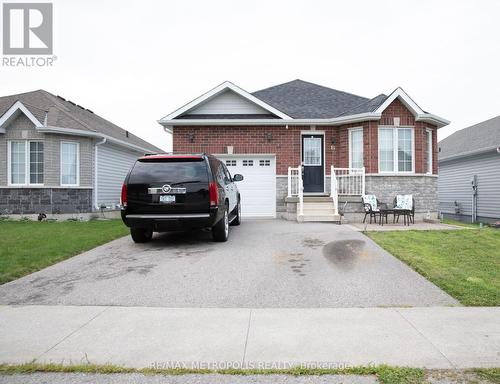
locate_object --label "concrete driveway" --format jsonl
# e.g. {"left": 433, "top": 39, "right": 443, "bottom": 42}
{"left": 0, "top": 220, "right": 458, "bottom": 307}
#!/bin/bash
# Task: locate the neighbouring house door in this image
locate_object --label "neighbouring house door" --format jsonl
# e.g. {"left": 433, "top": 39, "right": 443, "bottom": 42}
{"left": 302, "top": 135, "right": 324, "bottom": 193}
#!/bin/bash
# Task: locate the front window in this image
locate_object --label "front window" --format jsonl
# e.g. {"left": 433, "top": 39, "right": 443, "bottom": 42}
{"left": 425, "top": 129, "right": 433, "bottom": 174}
{"left": 378, "top": 127, "right": 414, "bottom": 173}
{"left": 61, "top": 142, "right": 79, "bottom": 186}
{"left": 9, "top": 141, "right": 44, "bottom": 185}
{"left": 349, "top": 128, "right": 363, "bottom": 168}
{"left": 30, "top": 142, "right": 44, "bottom": 184}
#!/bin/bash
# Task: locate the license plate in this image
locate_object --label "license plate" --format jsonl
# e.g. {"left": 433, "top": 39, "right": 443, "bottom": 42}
{"left": 159, "top": 195, "right": 175, "bottom": 204}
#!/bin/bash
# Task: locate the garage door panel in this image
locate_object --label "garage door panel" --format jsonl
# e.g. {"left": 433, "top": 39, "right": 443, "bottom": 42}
{"left": 218, "top": 155, "right": 276, "bottom": 218}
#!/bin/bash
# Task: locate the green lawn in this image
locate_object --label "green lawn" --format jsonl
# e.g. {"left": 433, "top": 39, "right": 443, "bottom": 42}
{"left": 366, "top": 228, "right": 500, "bottom": 306}
{"left": 0, "top": 219, "right": 128, "bottom": 284}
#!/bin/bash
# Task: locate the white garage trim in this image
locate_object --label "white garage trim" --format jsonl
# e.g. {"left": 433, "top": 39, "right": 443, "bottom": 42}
{"left": 216, "top": 154, "right": 276, "bottom": 218}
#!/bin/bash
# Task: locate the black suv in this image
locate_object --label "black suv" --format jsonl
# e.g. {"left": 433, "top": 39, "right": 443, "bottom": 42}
{"left": 121, "top": 154, "right": 243, "bottom": 243}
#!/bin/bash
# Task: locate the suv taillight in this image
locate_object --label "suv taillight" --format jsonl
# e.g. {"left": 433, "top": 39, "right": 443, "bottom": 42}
{"left": 209, "top": 182, "right": 218, "bottom": 207}
{"left": 120, "top": 183, "right": 127, "bottom": 208}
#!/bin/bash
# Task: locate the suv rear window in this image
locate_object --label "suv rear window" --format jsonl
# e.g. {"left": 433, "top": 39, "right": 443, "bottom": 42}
{"left": 129, "top": 159, "right": 209, "bottom": 184}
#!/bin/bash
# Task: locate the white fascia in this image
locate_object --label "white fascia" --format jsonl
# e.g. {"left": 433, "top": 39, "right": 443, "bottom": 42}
{"left": 159, "top": 81, "right": 292, "bottom": 121}
{"left": 159, "top": 112, "right": 382, "bottom": 128}
{"left": 37, "top": 126, "right": 152, "bottom": 153}
{"left": 0, "top": 101, "right": 44, "bottom": 133}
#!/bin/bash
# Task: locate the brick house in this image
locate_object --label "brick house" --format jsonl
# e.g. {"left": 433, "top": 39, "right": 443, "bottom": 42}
{"left": 0, "top": 90, "right": 161, "bottom": 217}
{"left": 159, "top": 80, "right": 449, "bottom": 222}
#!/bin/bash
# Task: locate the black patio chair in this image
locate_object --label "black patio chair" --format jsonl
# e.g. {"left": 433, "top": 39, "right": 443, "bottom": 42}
{"left": 363, "top": 202, "right": 380, "bottom": 224}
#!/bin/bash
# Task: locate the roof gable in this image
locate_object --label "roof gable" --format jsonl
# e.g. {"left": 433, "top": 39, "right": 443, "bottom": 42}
{"left": 162, "top": 81, "right": 291, "bottom": 120}
{"left": 374, "top": 87, "right": 424, "bottom": 116}
{"left": 185, "top": 89, "right": 273, "bottom": 116}
{"left": 0, "top": 90, "right": 162, "bottom": 153}
{"left": 0, "top": 100, "right": 44, "bottom": 132}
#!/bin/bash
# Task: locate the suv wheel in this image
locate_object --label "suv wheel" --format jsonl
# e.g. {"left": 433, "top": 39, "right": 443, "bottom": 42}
{"left": 231, "top": 199, "right": 241, "bottom": 226}
{"left": 130, "top": 227, "right": 153, "bottom": 243}
{"left": 212, "top": 205, "right": 229, "bottom": 242}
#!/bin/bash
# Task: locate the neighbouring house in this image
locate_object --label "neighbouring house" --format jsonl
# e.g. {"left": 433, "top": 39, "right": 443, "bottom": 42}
{"left": 159, "top": 80, "right": 449, "bottom": 222}
{"left": 438, "top": 115, "right": 500, "bottom": 223}
{"left": 0, "top": 90, "right": 162, "bottom": 217}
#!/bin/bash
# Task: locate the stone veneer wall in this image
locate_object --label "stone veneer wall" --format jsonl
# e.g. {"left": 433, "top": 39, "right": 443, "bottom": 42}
{"left": 364, "top": 175, "right": 438, "bottom": 213}
{"left": 0, "top": 188, "right": 93, "bottom": 215}
{"left": 277, "top": 175, "right": 438, "bottom": 221}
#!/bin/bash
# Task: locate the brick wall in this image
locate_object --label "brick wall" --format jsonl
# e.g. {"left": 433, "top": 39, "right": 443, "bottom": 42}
{"left": 172, "top": 100, "right": 438, "bottom": 175}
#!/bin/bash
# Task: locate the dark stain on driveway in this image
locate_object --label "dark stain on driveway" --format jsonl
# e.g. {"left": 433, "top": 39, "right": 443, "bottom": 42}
{"left": 322, "top": 239, "right": 365, "bottom": 271}
{"left": 301, "top": 238, "right": 326, "bottom": 249}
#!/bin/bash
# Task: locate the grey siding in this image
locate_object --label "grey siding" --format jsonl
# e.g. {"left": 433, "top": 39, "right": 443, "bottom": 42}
{"left": 439, "top": 152, "right": 500, "bottom": 220}
{"left": 187, "top": 90, "right": 269, "bottom": 115}
{"left": 0, "top": 113, "right": 93, "bottom": 187}
{"left": 96, "top": 142, "right": 141, "bottom": 209}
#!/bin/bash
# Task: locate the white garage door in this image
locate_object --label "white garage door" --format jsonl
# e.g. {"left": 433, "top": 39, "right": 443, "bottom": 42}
{"left": 217, "top": 155, "right": 276, "bottom": 218}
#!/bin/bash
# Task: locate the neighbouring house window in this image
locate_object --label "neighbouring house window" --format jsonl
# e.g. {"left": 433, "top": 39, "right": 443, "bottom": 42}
{"left": 9, "top": 141, "right": 44, "bottom": 185}
{"left": 349, "top": 128, "right": 363, "bottom": 169}
{"left": 303, "top": 137, "right": 322, "bottom": 165}
{"left": 242, "top": 159, "right": 253, "bottom": 166}
{"left": 259, "top": 159, "right": 270, "bottom": 166}
{"left": 378, "top": 127, "right": 414, "bottom": 173}
{"left": 225, "top": 160, "right": 236, "bottom": 167}
{"left": 10, "top": 141, "right": 26, "bottom": 185}
{"left": 425, "top": 129, "right": 432, "bottom": 174}
{"left": 61, "top": 142, "right": 79, "bottom": 186}
{"left": 30, "top": 142, "right": 44, "bottom": 184}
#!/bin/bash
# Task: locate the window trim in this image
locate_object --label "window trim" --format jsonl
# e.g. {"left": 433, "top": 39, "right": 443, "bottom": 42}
{"left": 378, "top": 126, "right": 415, "bottom": 174}
{"left": 348, "top": 127, "right": 364, "bottom": 169}
{"left": 60, "top": 141, "right": 80, "bottom": 187}
{"left": 7, "top": 140, "right": 45, "bottom": 186}
{"left": 426, "top": 128, "right": 433, "bottom": 174}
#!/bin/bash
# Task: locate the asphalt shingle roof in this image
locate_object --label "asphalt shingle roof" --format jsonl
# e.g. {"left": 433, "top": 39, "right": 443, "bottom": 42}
{"left": 0, "top": 90, "right": 162, "bottom": 153}
{"left": 439, "top": 115, "right": 500, "bottom": 160}
{"left": 252, "top": 79, "right": 373, "bottom": 119}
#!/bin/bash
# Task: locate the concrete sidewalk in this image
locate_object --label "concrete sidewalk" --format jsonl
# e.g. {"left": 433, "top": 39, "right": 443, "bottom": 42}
{"left": 0, "top": 306, "right": 499, "bottom": 369}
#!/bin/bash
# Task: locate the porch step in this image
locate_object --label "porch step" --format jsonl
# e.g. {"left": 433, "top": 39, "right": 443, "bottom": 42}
{"left": 299, "top": 200, "right": 340, "bottom": 223}
{"left": 303, "top": 196, "right": 333, "bottom": 203}
{"left": 298, "top": 213, "right": 342, "bottom": 223}
{"left": 303, "top": 202, "right": 336, "bottom": 211}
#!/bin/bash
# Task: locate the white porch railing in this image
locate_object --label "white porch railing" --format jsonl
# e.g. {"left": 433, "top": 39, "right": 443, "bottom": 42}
{"left": 288, "top": 166, "right": 303, "bottom": 215}
{"left": 333, "top": 167, "right": 365, "bottom": 196}
{"left": 330, "top": 166, "right": 339, "bottom": 215}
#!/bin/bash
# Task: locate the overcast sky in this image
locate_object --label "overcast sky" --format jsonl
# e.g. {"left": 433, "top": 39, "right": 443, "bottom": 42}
{"left": 2, "top": 0, "right": 499, "bottom": 151}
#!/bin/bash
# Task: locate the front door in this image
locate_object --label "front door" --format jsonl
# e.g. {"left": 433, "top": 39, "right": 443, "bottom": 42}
{"left": 302, "top": 134, "right": 324, "bottom": 193}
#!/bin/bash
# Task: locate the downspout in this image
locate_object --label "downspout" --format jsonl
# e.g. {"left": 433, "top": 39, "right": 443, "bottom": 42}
{"left": 94, "top": 137, "right": 107, "bottom": 210}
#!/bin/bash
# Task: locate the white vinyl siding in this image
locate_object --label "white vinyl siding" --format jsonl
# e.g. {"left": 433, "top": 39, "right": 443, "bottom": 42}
{"left": 96, "top": 143, "right": 142, "bottom": 209}
{"left": 349, "top": 128, "right": 363, "bottom": 169}
{"left": 378, "top": 127, "right": 414, "bottom": 173}
{"left": 186, "top": 90, "right": 270, "bottom": 115}
{"left": 61, "top": 142, "right": 79, "bottom": 186}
